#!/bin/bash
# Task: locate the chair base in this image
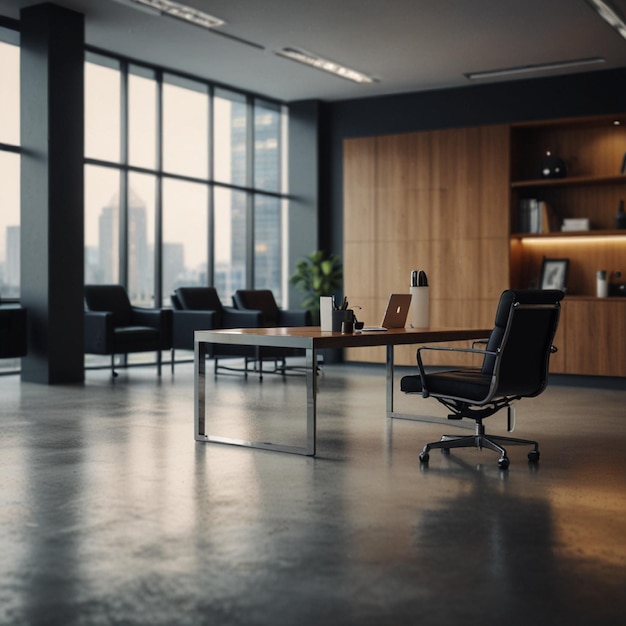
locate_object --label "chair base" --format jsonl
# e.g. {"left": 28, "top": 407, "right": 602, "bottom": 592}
{"left": 109, "top": 352, "right": 162, "bottom": 379}
{"left": 418, "top": 423, "right": 539, "bottom": 469}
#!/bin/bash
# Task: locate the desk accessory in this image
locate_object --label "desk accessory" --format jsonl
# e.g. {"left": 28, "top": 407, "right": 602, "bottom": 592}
{"left": 597, "top": 270, "right": 608, "bottom": 298}
{"left": 332, "top": 308, "right": 354, "bottom": 332}
{"left": 320, "top": 296, "right": 334, "bottom": 331}
{"left": 410, "top": 269, "right": 429, "bottom": 328}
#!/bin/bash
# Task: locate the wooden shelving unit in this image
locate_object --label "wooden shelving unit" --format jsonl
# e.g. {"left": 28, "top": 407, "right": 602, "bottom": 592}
{"left": 509, "top": 114, "right": 626, "bottom": 376}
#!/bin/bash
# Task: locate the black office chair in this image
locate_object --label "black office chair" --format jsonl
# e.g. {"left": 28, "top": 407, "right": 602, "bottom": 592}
{"left": 400, "top": 289, "right": 564, "bottom": 469}
{"left": 171, "top": 286, "right": 262, "bottom": 377}
{"left": 84, "top": 284, "right": 172, "bottom": 378}
{"left": 232, "top": 289, "right": 313, "bottom": 378}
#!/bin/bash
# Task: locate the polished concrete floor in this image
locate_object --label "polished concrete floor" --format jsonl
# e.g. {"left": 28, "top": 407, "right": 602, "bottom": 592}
{"left": 1, "top": 360, "right": 625, "bottom": 626}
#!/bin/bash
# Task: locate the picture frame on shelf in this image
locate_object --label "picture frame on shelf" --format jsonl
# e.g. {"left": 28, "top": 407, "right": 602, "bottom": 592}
{"left": 539, "top": 258, "right": 569, "bottom": 291}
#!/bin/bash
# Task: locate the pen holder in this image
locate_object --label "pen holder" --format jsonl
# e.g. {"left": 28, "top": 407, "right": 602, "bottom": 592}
{"left": 410, "top": 286, "right": 429, "bottom": 328}
{"left": 332, "top": 309, "right": 355, "bottom": 332}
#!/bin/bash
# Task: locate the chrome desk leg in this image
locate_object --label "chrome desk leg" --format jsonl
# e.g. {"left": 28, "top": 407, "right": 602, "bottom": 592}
{"left": 386, "top": 344, "right": 395, "bottom": 416}
{"left": 305, "top": 347, "right": 317, "bottom": 456}
{"left": 195, "top": 339, "right": 316, "bottom": 456}
{"left": 195, "top": 339, "right": 208, "bottom": 440}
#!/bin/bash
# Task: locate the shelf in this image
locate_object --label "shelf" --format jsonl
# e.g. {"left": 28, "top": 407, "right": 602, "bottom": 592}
{"left": 560, "top": 295, "right": 626, "bottom": 302}
{"left": 511, "top": 229, "right": 626, "bottom": 240}
{"left": 511, "top": 174, "right": 626, "bottom": 189}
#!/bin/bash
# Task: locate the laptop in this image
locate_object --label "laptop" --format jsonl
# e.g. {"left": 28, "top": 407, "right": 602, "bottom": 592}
{"left": 362, "top": 293, "right": 412, "bottom": 331}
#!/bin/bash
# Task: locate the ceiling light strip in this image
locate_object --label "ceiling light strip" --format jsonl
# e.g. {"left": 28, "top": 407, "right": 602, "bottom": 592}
{"left": 276, "top": 47, "right": 377, "bottom": 84}
{"left": 465, "top": 57, "right": 606, "bottom": 81}
{"left": 115, "top": 0, "right": 226, "bottom": 29}
{"left": 587, "top": 0, "right": 626, "bottom": 39}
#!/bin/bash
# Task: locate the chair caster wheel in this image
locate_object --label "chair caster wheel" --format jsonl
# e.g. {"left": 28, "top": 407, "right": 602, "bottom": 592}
{"left": 441, "top": 447, "right": 451, "bottom": 455}
{"left": 528, "top": 450, "right": 540, "bottom": 463}
{"left": 498, "top": 456, "right": 510, "bottom": 470}
{"left": 419, "top": 452, "right": 429, "bottom": 463}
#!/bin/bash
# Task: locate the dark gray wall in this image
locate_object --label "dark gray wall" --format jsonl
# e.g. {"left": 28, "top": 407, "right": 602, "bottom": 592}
{"left": 287, "top": 100, "right": 324, "bottom": 307}
{"left": 20, "top": 4, "right": 85, "bottom": 383}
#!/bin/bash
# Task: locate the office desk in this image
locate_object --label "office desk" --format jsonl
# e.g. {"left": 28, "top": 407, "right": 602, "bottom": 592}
{"left": 195, "top": 326, "right": 490, "bottom": 456}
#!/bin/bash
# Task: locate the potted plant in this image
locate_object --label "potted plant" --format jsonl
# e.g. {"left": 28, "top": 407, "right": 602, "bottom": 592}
{"left": 289, "top": 250, "right": 343, "bottom": 324}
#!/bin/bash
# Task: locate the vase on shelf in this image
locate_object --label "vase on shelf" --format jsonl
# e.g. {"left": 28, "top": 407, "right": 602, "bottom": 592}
{"left": 541, "top": 150, "right": 567, "bottom": 179}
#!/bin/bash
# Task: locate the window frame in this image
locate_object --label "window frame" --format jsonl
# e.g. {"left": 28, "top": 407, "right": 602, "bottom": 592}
{"left": 84, "top": 49, "right": 288, "bottom": 308}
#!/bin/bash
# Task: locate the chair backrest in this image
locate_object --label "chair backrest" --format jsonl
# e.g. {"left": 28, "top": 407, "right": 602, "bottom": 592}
{"left": 175, "top": 287, "right": 223, "bottom": 311}
{"left": 175, "top": 287, "right": 224, "bottom": 323}
{"left": 483, "top": 289, "right": 564, "bottom": 398}
{"left": 233, "top": 290, "right": 280, "bottom": 325}
{"left": 84, "top": 284, "right": 132, "bottom": 327}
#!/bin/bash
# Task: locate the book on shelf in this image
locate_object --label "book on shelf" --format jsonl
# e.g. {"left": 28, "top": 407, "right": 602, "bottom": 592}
{"left": 518, "top": 199, "right": 559, "bottom": 233}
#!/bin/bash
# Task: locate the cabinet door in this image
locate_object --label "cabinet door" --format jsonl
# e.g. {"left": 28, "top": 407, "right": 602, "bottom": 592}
{"left": 561, "top": 299, "right": 626, "bottom": 376}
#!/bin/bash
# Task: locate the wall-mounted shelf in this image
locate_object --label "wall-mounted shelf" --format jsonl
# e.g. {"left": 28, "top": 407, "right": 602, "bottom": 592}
{"left": 511, "top": 174, "right": 626, "bottom": 189}
{"left": 511, "top": 229, "right": 626, "bottom": 239}
{"left": 510, "top": 114, "right": 626, "bottom": 376}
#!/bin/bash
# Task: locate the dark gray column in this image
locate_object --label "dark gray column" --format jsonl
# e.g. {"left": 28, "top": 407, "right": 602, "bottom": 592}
{"left": 287, "top": 100, "right": 321, "bottom": 308}
{"left": 20, "top": 4, "right": 85, "bottom": 384}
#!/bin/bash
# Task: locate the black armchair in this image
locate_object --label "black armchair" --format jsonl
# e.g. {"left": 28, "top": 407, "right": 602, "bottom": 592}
{"left": 0, "top": 304, "right": 27, "bottom": 359}
{"left": 171, "top": 286, "right": 262, "bottom": 376}
{"left": 232, "top": 289, "right": 313, "bottom": 378}
{"left": 400, "top": 289, "right": 564, "bottom": 469}
{"left": 84, "top": 284, "right": 172, "bottom": 378}
{"left": 232, "top": 289, "right": 311, "bottom": 327}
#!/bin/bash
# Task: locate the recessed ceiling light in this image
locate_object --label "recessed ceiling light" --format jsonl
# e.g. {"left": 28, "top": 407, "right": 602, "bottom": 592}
{"left": 587, "top": 0, "right": 626, "bottom": 39}
{"left": 465, "top": 57, "right": 606, "bottom": 80}
{"left": 113, "top": 0, "right": 226, "bottom": 30}
{"left": 276, "top": 47, "right": 377, "bottom": 84}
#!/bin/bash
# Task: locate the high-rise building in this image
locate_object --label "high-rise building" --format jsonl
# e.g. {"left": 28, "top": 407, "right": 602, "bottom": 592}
{"left": 128, "top": 189, "right": 152, "bottom": 305}
{"left": 98, "top": 202, "right": 118, "bottom": 284}
{"left": 4, "top": 225, "right": 20, "bottom": 298}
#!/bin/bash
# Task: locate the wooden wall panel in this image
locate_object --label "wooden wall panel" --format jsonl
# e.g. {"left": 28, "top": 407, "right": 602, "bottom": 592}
{"left": 343, "top": 124, "right": 511, "bottom": 367}
{"left": 344, "top": 137, "right": 377, "bottom": 243}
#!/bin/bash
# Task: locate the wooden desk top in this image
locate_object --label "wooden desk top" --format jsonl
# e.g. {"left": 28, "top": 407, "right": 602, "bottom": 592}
{"left": 195, "top": 326, "right": 491, "bottom": 350}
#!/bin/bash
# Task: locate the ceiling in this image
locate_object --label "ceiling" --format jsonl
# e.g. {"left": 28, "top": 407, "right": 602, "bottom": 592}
{"left": 2, "top": 0, "right": 626, "bottom": 102}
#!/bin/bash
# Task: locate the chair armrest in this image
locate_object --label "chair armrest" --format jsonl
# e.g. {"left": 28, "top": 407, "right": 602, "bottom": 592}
{"left": 84, "top": 310, "right": 113, "bottom": 353}
{"left": 416, "top": 345, "right": 497, "bottom": 398}
{"left": 472, "top": 339, "right": 489, "bottom": 349}
{"left": 222, "top": 307, "right": 263, "bottom": 328}
{"left": 172, "top": 310, "right": 217, "bottom": 350}
{"left": 131, "top": 306, "right": 164, "bottom": 327}
{"left": 131, "top": 307, "right": 173, "bottom": 348}
{"left": 277, "top": 309, "right": 311, "bottom": 326}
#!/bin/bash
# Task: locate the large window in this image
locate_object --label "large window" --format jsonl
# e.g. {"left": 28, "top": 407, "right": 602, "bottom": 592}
{"left": 84, "top": 53, "right": 287, "bottom": 311}
{"left": 0, "top": 33, "right": 20, "bottom": 302}
{"left": 0, "top": 31, "right": 20, "bottom": 373}
{"left": 162, "top": 178, "right": 208, "bottom": 296}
